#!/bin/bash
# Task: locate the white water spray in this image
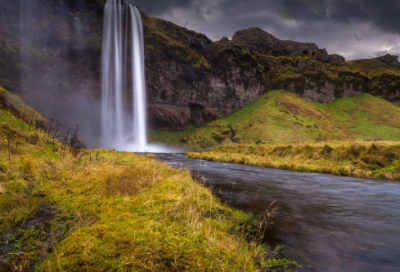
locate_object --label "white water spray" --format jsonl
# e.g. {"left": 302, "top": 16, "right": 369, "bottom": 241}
{"left": 101, "top": 0, "right": 148, "bottom": 151}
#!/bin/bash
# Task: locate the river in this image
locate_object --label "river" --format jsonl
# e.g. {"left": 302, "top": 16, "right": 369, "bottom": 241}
{"left": 156, "top": 153, "right": 400, "bottom": 272}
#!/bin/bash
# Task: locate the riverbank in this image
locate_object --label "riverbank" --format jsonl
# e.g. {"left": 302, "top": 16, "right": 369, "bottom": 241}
{"left": 187, "top": 141, "right": 400, "bottom": 180}
{"left": 0, "top": 106, "right": 300, "bottom": 271}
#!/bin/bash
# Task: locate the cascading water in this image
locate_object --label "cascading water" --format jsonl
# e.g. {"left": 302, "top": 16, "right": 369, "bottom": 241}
{"left": 101, "top": 0, "right": 148, "bottom": 151}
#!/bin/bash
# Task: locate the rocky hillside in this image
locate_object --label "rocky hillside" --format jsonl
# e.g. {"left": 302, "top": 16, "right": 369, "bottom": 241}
{"left": 0, "top": 0, "right": 399, "bottom": 144}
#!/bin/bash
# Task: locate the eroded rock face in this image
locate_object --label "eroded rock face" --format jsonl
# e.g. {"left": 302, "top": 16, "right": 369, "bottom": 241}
{"left": 375, "top": 54, "right": 400, "bottom": 67}
{"left": 328, "top": 54, "right": 346, "bottom": 63}
{"left": 143, "top": 17, "right": 265, "bottom": 130}
{"left": 232, "top": 27, "right": 321, "bottom": 57}
{"left": 232, "top": 27, "right": 347, "bottom": 64}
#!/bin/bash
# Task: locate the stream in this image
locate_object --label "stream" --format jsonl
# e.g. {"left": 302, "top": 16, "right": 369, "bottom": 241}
{"left": 156, "top": 153, "right": 400, "bottom": 272}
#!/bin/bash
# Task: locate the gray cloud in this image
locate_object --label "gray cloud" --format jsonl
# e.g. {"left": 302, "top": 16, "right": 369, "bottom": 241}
{"left": 129, "top": 0, "right": 400, "bottom": 60}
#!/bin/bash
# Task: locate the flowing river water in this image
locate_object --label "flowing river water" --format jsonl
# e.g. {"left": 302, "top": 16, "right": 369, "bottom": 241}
{"left": 156, "top": 153, "right": 400, "bottom": 272}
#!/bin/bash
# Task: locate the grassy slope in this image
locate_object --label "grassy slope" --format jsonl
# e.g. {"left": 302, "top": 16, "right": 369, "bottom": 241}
{"left": 344, "top": 58, "right": 400, "bottom": 78}
{"left": 149, "top": 90, "right": 400, "bottom": 150}
{"left": 188, "top": 142, "right": 400, "bottom": 180}
{"left": 0, "top": 89, "right": 298, "bottom": 271}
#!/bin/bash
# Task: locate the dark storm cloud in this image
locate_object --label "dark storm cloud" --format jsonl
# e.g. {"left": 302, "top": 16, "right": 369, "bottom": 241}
{"left": 129, "top": 0, "right": 399, "bottom": 36}
{"left": 187, "top": 0, "right": 400, "bottom": 35}
{"left": 131, "top": 0, "right": 400, "bottom": 60}
{"left": 271, "top": 0, "right": 400, "bottom": 35}
{"left": 125, "top": 0, "right": 193, "bottom": 15}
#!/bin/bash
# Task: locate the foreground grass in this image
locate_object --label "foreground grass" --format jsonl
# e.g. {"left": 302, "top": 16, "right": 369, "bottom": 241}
{"left": 188, "top": 141, "right": 400, "bottom": 180}
{"left": 149, "top": 90, "right": 400, "bottom": 150}
{"left": 0, "top": 105, "right": 298, "bottom": 271}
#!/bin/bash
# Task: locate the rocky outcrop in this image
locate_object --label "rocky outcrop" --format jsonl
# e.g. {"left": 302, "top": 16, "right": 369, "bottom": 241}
{"left": 375, "top": 54, "right": 400, "bottom": 67}
{"left": 328, "top": 54, "right": 345, "bottom": 63}
{"left": 232, "top": 27, "right": 321, "bottom": 57}
{"left": 232, "top": 27, "right": 347, "bottom": 64}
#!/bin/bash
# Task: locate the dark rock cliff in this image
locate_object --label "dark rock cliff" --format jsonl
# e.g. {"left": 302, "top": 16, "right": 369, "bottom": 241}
{"left": 0, "top": 0, "right": 399, "bottom": 144}
{"left": 142, "top": 16, "right": 265, "bottom": 131}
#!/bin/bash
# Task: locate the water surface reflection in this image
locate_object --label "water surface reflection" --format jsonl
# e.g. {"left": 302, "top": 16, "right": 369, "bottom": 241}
{"left": 157, "top": 153, "right": 400, "bottom": 272}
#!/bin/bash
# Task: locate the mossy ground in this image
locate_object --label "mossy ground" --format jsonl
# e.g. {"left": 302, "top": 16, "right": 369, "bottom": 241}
{"left": 0, "top": 90, "right": 298, "bottom": 271}
{"left": 187, "top": 142, "right": 400, "bottom": 180}
{"left": 149, "top": 90, "right": 400, "bottom": 150}
{"left": 344, "top": 59, "right": 400, "bottom": 78}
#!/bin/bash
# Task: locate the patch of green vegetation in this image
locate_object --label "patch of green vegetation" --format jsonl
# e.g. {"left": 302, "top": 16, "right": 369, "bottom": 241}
{"left": 193, "top": 60, "right": 201, "bottom": 68}
{"left": 0, "top": 84, "right": 46, "bottom": 127}
{"left": 141, "top": 13, "right": 211, "bottom": 69}
{"left": 345, "top": 58, "right": 400, "bottom": 78}
{"left": 155, "top": 90, "right": 400, "bottom": 150}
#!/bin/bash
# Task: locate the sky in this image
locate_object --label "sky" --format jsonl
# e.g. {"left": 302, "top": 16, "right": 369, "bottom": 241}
{"left": 128, "top": 0, "right": 400, "bottom": 60}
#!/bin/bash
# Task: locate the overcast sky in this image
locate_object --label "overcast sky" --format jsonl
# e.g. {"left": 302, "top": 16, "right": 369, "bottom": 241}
{"left": 128, "top": 0, "right": 400, "bottom": 60}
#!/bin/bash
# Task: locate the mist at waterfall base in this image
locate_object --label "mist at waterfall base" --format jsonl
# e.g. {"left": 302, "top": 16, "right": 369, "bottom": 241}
{"left": 101, "top": 0, "right": 176, "bottom": 153}
{"left": 16, "top": 0, "right": 103, "bottom": 147}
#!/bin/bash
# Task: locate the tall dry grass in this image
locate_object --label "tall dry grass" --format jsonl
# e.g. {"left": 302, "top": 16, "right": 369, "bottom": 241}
{"left": 188, "top": 141, "right": 400, "bottom": 180}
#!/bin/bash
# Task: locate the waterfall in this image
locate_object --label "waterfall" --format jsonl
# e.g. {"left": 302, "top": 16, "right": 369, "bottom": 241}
{"left": 101, "top": 0, "right": 147, "bottom": 151}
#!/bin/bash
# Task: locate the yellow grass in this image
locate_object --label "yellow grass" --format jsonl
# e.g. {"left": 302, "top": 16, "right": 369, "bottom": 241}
{"left": 0, "top": 105, "right": 298, "bottom": 271}
{"left": 188, "top": 141, "right": 400, "bottom": 180}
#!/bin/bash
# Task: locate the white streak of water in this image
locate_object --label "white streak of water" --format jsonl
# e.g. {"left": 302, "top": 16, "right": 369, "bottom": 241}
{"left": 102, "top": 0, "right": 149, "bottom": 152}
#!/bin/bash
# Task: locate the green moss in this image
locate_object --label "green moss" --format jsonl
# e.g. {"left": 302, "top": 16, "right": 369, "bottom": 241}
{"left": 0, "top": 84, "right": 46, "bottom": 126}
{"left": 142, "top": 14, "right": 211, "bottom": 69}
{"left": 193, "top": 60, "right": 201, "bottom": 68}
{"left": 344, "top": 59, "right": 400, "bottom": 78}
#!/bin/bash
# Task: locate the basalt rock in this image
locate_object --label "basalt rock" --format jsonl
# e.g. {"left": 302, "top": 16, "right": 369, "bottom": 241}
{"left": 375, "top": 54, "right": 400, "bottom": 67}
{"left": 232, "top": 27, "right": 347, "bottom": 64}
{"left": 328, "top": 54, "right": 345, "bottom": 63}
{"left": 143, "top": 16, "right": 265, "bottom": 131}
{"left": 232, "top": 27, "right": 321, "bottom": 57}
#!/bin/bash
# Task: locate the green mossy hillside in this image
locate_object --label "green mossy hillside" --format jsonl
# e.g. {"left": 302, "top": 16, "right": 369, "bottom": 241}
{"left": 0, "top": 84, "right": 46, "bottom": 126}
{"left": 149, "top": 90, "right": 400, "bottom": 149}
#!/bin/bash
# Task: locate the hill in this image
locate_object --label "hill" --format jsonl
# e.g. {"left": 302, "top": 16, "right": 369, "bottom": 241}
{"left": 149, "top": 90, "right": 400, "bottom": 150}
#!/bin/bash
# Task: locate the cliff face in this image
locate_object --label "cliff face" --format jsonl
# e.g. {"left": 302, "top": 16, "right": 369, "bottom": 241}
{"left": 0, "top": 0, "right": 104, "bottom": 144}
{"left": 232, "top": 27, "right": 400, "bottom": 104}
{"left": 142, "top": 16, "right": 265, "bottom": 131}
{"left": 0, "top": 0, "right": 399, "bottom": 144}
